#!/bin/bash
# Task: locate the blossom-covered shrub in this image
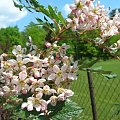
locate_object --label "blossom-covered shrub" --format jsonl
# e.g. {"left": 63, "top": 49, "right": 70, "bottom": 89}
{"left": 0, "top": 0, "right": 120, "bottom": 119}
{"left": 0, "top": 38, "right": 79, "bottom": 118}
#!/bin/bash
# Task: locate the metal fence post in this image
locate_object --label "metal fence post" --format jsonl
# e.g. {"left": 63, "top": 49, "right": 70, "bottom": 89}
{"left": 87, "top": 68, "right": 97, "bottom": 120}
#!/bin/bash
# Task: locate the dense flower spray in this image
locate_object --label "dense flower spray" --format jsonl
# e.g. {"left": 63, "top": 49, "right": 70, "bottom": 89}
{"left": 0, "top": 37, "right": 78, "bottom": 115}
{"left": 67, "top": 0, "right": 120, "bottom": 37}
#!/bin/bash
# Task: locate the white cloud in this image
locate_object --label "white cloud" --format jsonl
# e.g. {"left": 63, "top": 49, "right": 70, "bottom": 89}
{"left": 0, "top": 0, "right": 27, "bottom": 28}
{"left": 63, "top": 4, "right": 71, "bottom": 15}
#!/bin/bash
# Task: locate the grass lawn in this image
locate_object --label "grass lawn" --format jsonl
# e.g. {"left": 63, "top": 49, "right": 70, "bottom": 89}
{"left": 71, "top": 59, "right": 120, "bottom": 120}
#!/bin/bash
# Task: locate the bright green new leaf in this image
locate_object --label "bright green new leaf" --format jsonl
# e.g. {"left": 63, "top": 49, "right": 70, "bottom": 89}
{"left": 48, "top": 5, "right": 59, "bottom": 23}
{"left": 58, "top": 12, "right": 66, "bottom": 27}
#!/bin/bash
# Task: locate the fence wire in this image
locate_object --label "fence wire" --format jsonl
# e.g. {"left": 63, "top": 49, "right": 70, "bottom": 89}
{"left": 71, "top": 71, "right": 120, "bottom": 120}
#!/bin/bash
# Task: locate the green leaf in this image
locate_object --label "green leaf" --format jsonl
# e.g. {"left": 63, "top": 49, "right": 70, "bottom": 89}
{"left": 44, "top": 16, "right": 48, "bottom": 21}
{"left": 36, "top": 18, "right": 43, "bottom": 25}
{"left": 13, "top": 1, "right": 23, "bottom": 11}
{"left": 26, "top": 7, "right": 33, "bottom": 12}
{"left": 92, "top": 66, "right": 103, "bottom": 70}
{"left": 92, "top": 66, "right": 112, "bottom": 74}
{"left": 18, "top": 110, "right": 26, "bottom": 119}
{"left": 4, "top": 104, "right": 14, "bottom": 110}
{"left": 102, "top": 73, "right": 117, "bottom": 79}
{"left": 58, "top": 12, "right": 66, "bottom": 27}
{"left": 109, "top": 34, "right": 120, "bottom": 45}
{"left": 42, "top": 18, "right": 56, "bottom": 35}
{"left": 29, "top": 0, "right": 39, "bottom": 8}
{"left": 48, "top": 5, "right": 59, "bottom": 23}
{"left": 51, "top": 100, "right": 82, "bottom": 120}
{"left": 38, "top": 6, "right": 50, "bottom": 17}
{"left": 9, "top": 95, "right": 18, "bottom": 101}
{"left": 25, "top": 0, "right": 30, "bottom": 4}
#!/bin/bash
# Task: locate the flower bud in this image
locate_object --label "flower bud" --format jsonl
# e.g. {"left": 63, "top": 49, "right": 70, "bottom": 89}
{"left": 45, "top": 42, "right": 52, "bottom": 48}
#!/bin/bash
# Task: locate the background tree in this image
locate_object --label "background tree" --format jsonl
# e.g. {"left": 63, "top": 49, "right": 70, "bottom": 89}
{"left": 21, "top": 22, "right": 47, "bottom": 48}
{"left": 58, "top": 29, "right": 111, "bottom": 61}
{"left": 0, "top": 26, "right": 22, "bottom": 53}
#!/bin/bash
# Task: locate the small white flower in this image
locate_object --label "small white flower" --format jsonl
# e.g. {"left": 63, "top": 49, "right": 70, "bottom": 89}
{"left": 48, "top": 64, "right": 68, "bottom": 85}
{"left": 3, "top": 86, "right": 10, "bottom": 92}
{"left": 64, "top": 89, "right": 74, "bottom": 97}
{"left": 45, "top": 42, "right": 52, "bottom": 48}
{"left": 49, "top": 96, "right": 58, "bottom": 106}
{"left": 24, "top": 97, "right": 47, "bottom": 112}
{"left": 0, "top": 91, "right": 4, "bottom": 96}
{"left": 58, "top": 93, "right": 65, "bottom": 101}
{"left": 42, "top": 85, "right": 51, "bottom": 95}
{"left": 12, "top": 45, "right": 22, "bottom": 55}
{"left": 30, "top": 79, "right": 46, "bottom": 92}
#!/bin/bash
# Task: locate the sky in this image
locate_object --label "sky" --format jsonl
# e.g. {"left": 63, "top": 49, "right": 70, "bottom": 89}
{"left": 0, "top": 0, "right": 120, "bottom": 31}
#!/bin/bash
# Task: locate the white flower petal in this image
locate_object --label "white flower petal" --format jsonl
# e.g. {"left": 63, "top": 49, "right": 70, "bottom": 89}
{"left": 50, "top": 89, "right": 57, "bottom": 94}
{"left": 38, "top": 78, "right": 46, "bottom": 83}
{"left": 73, "top": 61, "right": 78, "bottom": 68}
{"left": 68, "top": 73, "right": 77, "bottom": 80}
{"left": 74, "top": 0, "right": 80, "bottom": 4}
{"left": 36, "top": 92, "right": 43, "bottom": 98}
{"left": 35, "top": 105, "right": 41, "bottom": 111}
{"left": 65, "top": 89, "right": 74, "bottom": 97}
{"left": 8, "top": 59, "right": 17, "bottom": 66}
{"left": 19, "top": 71, "right": 27, "bottom": 80}
{"left": 61, "top": 64, "right": 68, "bottom": 72}
{"left": 55, "top": 77, "right": 61, "bottom": 85}
{"left": 35, "top": 88, "right": 42, "bottom": 92}
{"left": 17, "top": 55, "right": 22, "bottom": 61}
{"left": 16, "top": 45, "right": 22, "bottom": 51}
{"left": 20, "top": 65, "right": 26, "bottom": 71}
{"left": 23, "top": 58, "right": 31, "bottom": 64}
{"left": 34, "top": 70, "right": 40, "bottom": 78}
{"left": 31, "top": 50, "right": 36, "bottom": 55}
{"left": 48, "top": 73, "right": 56, "bottom": 80}
{"left": 11, "top": 77, "right": 18, "bottom": 84}
{"left": 62, "top": 73, "right": 68, "bottom": 80}
{"left": 53, "top": 65, "right": 60, "bottom": 73}
{"left": 43, "top": 85, "right": 50, "bottom": 90}
{"left": 12, "top": 49, "right": 17, "bottom": 55}
{"left": 21, "top": 102, "right": 27, "bottom": 109}
{"left": 66, "top": 18, "right": 72, "bottom": 23}
{"left": 58, "top": 93, "right": 65, "bottom": 101}
{"left": 27, "top": 104, "right": 33, "bottom": 111}
{"left": 41, "top": 100, "right": 47, "bottom": 111}
{"left": 28, "top": 97, "right": 34, "bottom": 102}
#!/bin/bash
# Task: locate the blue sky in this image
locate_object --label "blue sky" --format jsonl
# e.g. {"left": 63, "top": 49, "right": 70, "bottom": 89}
{"left": 0, "top": 0, "right": 120, "bottom": 31}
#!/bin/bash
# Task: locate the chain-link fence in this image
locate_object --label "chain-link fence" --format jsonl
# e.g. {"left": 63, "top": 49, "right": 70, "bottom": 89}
{"left": 71, "top": 70, "right": 120, "bottom": 120}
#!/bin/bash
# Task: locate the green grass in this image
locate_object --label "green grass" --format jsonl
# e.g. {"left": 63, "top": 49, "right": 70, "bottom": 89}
{"left": 71, "top": 59, "right": 120, "bottom": 120}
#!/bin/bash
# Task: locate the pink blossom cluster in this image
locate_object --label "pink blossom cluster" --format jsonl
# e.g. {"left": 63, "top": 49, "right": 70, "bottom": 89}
{"left": 67, "top": 0, "right": 120, "bottom": 37}
{"left": 0, "top": 41, "right": 78, "bottom": 114}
